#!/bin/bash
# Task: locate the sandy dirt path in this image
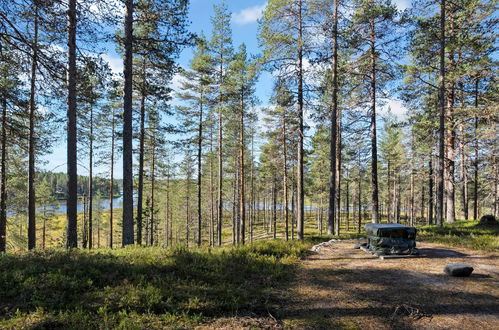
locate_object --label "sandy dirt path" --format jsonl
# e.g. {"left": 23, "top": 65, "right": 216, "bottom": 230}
{"left": 200, "top": 240, "right": 499, "bottom": 329}
{"left": 276, "top": 240, "right": 499, "bottom": 329}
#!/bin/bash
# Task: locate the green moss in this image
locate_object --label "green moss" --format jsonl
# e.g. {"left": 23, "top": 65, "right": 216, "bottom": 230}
{"left": 418, "top": 220, "right": 499, "bottom": 251}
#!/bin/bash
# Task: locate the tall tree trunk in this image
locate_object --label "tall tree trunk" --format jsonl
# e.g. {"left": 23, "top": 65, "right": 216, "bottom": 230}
{"left": 369, "top": 16, "right": 380, "bottom": 223}
{"left": 186, "top": 169, "right": 191, "bottom": 247}
{"left": 250, "top": 134, "right": 255, "bottom": 243}
{"left": 27, "top": 3, "right": 39, "bottom": 250}
{"left": 445, "top": 34, "right": 456, "bottom": 223}
{"left": 387, "top": 160, "right": 391, "bottom": 221}
{"left": 150, "top": 142, "right": 156, "bottom": 246}
{"left": 109, "top": 110, "right": 115, "bottom": 248}
{"left": 458, "top": 84, "right": 468, "bottom": 220}
{"left": 165, "top": 166, "right": 170, "bottom": 247}
{"left": 209, "top": 110, "right": 215, "bottom": 246}
{"left": 197, "top": 94, "right": 203, "bottom": 247}
{"left": 137, "top": 61, "right": 147, "bottom": 245}
{"left": 282, "top": 111, "right": 289, "bottom": 241}
{"left": 410, "top": 155, "right": 415, "bottom": 226}
{"left": 473, "top": 78, "right": 479, "bottom": 220}
{"left": 328, "top": 0, "right": 339, "bottom": 236}
{"left": 429, "top": 155, "right": 434, "bottom": 225}
{"left": 272, "top": 178, "right": 277, "bottom": 239}
{"left": 358, "top": 169, "right": 362, "bottom": 234}
{"left": 217, "top": 58, "right": 224, "bottom": 246}
{"left": 0, "top": 98, "right": 7, "bottom": 252}
{"left": 297, "top": 0, "right": 305, "bottom": 240}
{"left": 88, "top": 107, "right": 94, "bottom": 248}
{"left": 239, "top": 92, "right": 245, "bottom": 244}
{"left": 66, "top": 0, "right": 78, "bottom": 248}
{"left": 346, "top": 176, "right": 350, "bottom": 232}
{"left": 336, "top": 117, "right": 342, "bottom": 234}
{"left": 436, "top": 0, "right": 446, "bottom": 226}
{"left": 82, "top": 194, "right": 87, "bottom": 248}
{"left": 122, "top": 0, "right": 134, "bottom": 246}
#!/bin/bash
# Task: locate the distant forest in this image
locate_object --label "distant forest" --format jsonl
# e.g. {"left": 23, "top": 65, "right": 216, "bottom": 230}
{"left": 37, "top": 172, "right": 122, "bottom": 200}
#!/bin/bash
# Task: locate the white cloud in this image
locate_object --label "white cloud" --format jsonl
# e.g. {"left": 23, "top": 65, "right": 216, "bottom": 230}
{"left": 393, "top": 0, "right": 411, "bottom": 11}
{"left": 232, "top": 3, "right": 266, "bottom": 25}
{"left": 381, "top": 99, "right": 409, "bottom": 119}
{"left": 101, "top": 53, "right": 123, "bottom": 74}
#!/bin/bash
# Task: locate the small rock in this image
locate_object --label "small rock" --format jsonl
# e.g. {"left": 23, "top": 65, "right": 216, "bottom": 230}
{"left": 353, "top": 243, "right": 367, "bottom": 249}
{"left": 444, "top": 263, "right": 474, "bottom": 277}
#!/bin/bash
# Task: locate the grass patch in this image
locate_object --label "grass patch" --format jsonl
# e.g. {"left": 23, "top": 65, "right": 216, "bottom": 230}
{"left": 0, "top": 240, "right": 310, "bottom": 329}
{"left": 418, "top": 220, "right": 499, "bottom": 251}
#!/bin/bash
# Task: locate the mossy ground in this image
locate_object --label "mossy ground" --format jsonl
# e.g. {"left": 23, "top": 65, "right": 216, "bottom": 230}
{"left": 0, "top": 240, "right": 310, "bottom": 329}
{"left": 418, "top": 220, "right": 499, "bottom": 251}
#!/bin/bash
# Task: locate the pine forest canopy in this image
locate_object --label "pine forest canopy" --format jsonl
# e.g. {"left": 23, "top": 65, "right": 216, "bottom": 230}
{"left": 0, "top": 0, "right": 497, "bottom": 251}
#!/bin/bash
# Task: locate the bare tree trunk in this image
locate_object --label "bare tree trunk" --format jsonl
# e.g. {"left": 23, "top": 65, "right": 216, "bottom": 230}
{"left": 109, "top": 110, "right": 115, "bottom": 248}
{"left": 42, "top": 208, "right": 46, "bottom": 248}
{"left": 336, "top": 115, "right": 342, "bottom": 235}
{"left": 328, "top": 0, "right": 339, "bottom": 236}
{"left": 28, "top": 3, "right": 39, "bottom": 250}
{"left": 291, "top": 184, "right": 295, "bottom": 239}
{"left": 217, "top": 58, "right": 224, "bottom": 246}
{"left": 122, "top": 0, "right": 134, "bottom": 246}
{"left": 436, "top": 0, "right": 446, "bottom": 226}
{"left": 0, "top": 98, "right": 7, "bottom": 252}
{"left": 369, "top": 16, "right": 380, "bottom": 223}
{"left": 209, "top": 111, "right": 215, "bottom": 246}
{"left": 88, "top": 107, "right": 94, "bottom": 248}
{"left": 458, "top": 85, "right": 468, "bottom": 220}
{"left": 429, "top": 155, "right": 434, "bottom": 225}
{"left": 66, "top": 0, "right": 78, "bottom": 248}
{"left": 410, "top": 162, "right": 415, "bottom": 226}
{"left": 82, "top": 194, "right": 87, "bottom": 248}
{"left": 272, "top": 178, "right": 277, "bottom": 239}
{"left": 150, "top": 143, "right": 156, "bottom": 246}
{"left": 137, "top": 61, "right": 147, "bottom": 245}
{"left": 197, "top": 94, "right": 203, "bottom": 247}
{"left": 239, "top": 93, "right": 245, "bottom": 245}
{"left": 282, "top": 112, "right": 289, "bottom": 241}
{"left": 473, "top": 78, "right": 479, "bottom": 220}
{"left": 186, "top": 169, "right": 191, "bottom": 247}
{"left": 346, "top": 176, "right": 350, "bottom": 232}
{"left": 165, "top": 166, "right": 171, "bottom": 247}
{"left": 297, "top": 0, "right": 305, "bottom": 240}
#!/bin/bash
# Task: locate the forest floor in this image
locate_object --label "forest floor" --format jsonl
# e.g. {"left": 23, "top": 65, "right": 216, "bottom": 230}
{"left": 1, "top": 222, "right": 498, "bottom": 329}
{"left": 202, "top": 240, "right": 499, "bottom": 329}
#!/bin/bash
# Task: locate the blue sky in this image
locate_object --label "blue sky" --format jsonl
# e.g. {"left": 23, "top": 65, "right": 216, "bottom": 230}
{"left": 41, "top": 0, "right": 411, "bottom": 178}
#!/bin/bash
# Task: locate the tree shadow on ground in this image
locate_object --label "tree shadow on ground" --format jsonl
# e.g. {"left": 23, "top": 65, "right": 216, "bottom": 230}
{"left": 278, "top": 260, "right": 499, "bottom": 329}
{"left": 0, "top": 243, "right": 303, "bottom": 328}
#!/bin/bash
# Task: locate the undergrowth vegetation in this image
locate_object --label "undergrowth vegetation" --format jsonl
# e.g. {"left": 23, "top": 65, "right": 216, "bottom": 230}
{"left": 0, "top": 240, "right": 310, "bottom": 329}
{"left": 418, "top": 220, "right": 499, "bottom": 251}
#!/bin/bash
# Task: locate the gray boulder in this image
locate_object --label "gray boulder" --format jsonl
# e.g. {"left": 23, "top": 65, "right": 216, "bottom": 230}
{"left": 444, "top": 263, "right": 474, "bottom": 277}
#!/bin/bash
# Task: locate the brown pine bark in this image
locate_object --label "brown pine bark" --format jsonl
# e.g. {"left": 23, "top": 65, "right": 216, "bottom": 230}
{"left": 28, "top": 2, "right": 39, "bottom": 250}
{"left": 197, "top": 93, "right": 204, "bottom": 247}
{"left": 239, "top": 93, "right": 245, "bottom": 244}
{"left": 328, "top": 0, "right": 339, "bottom": 236}
{"left": 0, "top": 98, "right": 7, "bottom": 252}
{"left": 122, "top": 0, "right": 134, "bottom": 246}
{"left": 109, "top": 109, "right": 115, "bottom": 248}
{"left": 473, "top": 79, "right": 479, "bottom": 220}
{"left": 436, "top": 0, "right": 446, "bottom": 226}
{"left": 137, "top": 60, "right": 147, "bottom": 245}
{"left": 296, "top": 0, "right": 305, "bottom": 240}
{"left": 88, "top": 106, "right": 94, "bottom": 248}
{"left": 369, "top": 16, "right": 380, "bottom": 223}
{"left": 66, "top": 0, "right": 78, "bottom": 248}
